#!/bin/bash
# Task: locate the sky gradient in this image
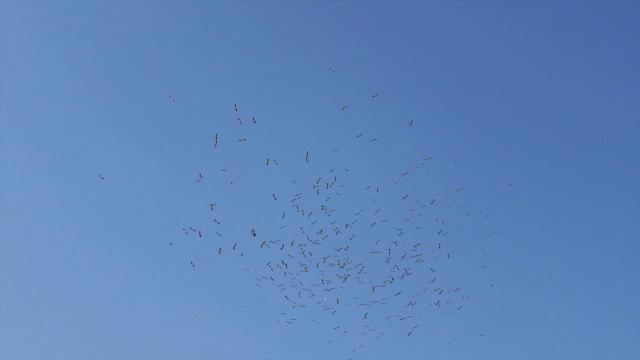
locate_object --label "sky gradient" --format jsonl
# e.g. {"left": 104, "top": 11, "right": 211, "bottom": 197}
{"left": 1, "top": 1, "right": 639, "bottom": 359}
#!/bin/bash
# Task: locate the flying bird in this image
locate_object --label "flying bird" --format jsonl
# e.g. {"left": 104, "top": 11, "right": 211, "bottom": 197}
{"left": 252, "top": 117, "right": 256, "bottom": 124}
{"left": 214, "top": 133, "right": 218, "bottom": 147}
{"left": 251, "top": 229, "right": 257, "bottom": 237}
{"left": 98, "top": 174, "right": 105, "bottom": 180}
{"left": 234, "top": 104, "right": 238, "bottom": 111}
{"left": 341, "top": 105, "right": 348, "bottom": 110}
{"left": 237, "top": 118, "right": 243, "bottom": 125}
{"left": 371, "top": 93, "right": 379, "bottom": 97}
{"left": 169, "top": 96, "right": 175, "bottom": 102}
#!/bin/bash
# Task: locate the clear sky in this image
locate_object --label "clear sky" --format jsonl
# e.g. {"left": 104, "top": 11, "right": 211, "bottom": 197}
{"left": 1, "top": 1, "right": 639, "bottom": 359}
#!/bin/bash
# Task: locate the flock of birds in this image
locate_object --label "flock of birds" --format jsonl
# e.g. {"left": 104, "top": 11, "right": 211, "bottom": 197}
{"left": 101, "top": 69, "right": 496, "bottom": 351}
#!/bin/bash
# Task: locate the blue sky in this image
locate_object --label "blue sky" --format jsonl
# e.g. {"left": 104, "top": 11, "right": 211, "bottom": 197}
{"left": 1, "top": 1, "right": 639, "bottom": 359}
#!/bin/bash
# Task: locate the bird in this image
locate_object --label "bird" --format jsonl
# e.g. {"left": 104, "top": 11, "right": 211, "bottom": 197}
{"left": 409, "top": 120, "right": 414, "bottom": 127}
{"left": 218, "top": 248, "right": 222, "bottom": 254}
{"left": 234, "top": 104, "right": 238, "bottom": 111}
{"left": 239, "top": 138, "right": 247, "bottom": 142}
{"left": 251, "top": 229, "right": 257, "bottom": 237}
{"left": 237, "top": 118, "right": 243, "bottom": 125}
{"left": 98, "top": 174, "right": 105, "bottom": 180}
{"left": 329, "top": 67, "right": 336, "bottom": 73}
{"left": 214, "top": 133, "right": 218, "bottom": 147}
{"left": 341, "top": 105, "right": 348, "bottom": 110}
{"left": 305, "top": 152, "right": 309, "bottom": 163}
{"left": 190, "top": 261, "right": 195, "bottom": 267}
{"left": 252, "top": 117, "right": 257, "bottom": 124}
{"left": 371, "top": 93, "right": 379, "bottom": 97}
{"left": 169, "top": 96, "right": 175, "bottom": 102}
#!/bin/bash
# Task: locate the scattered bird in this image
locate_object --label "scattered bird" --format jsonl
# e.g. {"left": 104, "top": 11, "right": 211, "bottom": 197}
{"left": 341, "top": 105, "right": 348, "bottom": 110}
{"left": 98, "top": 174, "right": 105, "bottom": 180}
{"left": 169, "top": 96, "right": 175, "bottom": 102}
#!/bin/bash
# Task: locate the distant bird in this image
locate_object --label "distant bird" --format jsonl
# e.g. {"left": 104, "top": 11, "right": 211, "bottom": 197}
{"left": 239, "top": 138, "right": 247, "bottom": 142}
{"left": 356, "top": 133, "right": 363, "bottom": 138}
{"left": 371, "top": 93, "right": 379, "bottom": 97}
{"left": 305, "top": 152, "right": 309, "bottom": 163}
{"left": 272, "top": 193, "right": 277, "bottom": 200}
{"left": 191, "top": 261, "right": 195, "bottom": 267}
{"left": 409, "top": 120, "right": 414, "bottom": 127}
{"left": 214, "top": 133, "right": 218, "bottom": 147}
{"left": 266, "top": 159, "right": 270, "bottom": 166}
{"left": 251, "top": 229, "right": 257, "bottom": 237}
{"left": 252, "top": 117, "right": 257, "bottom": 124}
{"left": 234, "top": 104, "right": 238, "bottom": 111}
{"left": 218, "top": 247, "right": 222, "bottom": 254}
{"left": 237, "top": 118, "right": 243, "bottom": 125}
{"left": 198, "top": 230, "right": 202, "bottom": 237}
{"left": 169, "top": 96, "right": 175, "bottom": 102}
{"left": 329, "top": 67, "right": 336, "bottom": 73}
{"left": 341, "top": 105, "right": 348, "bottom": 110}
{"left": 98, "top": 174, "right": 105, "bottom": 180}
{"left": 431, "top": 199, "right": 436, "bottom": 205}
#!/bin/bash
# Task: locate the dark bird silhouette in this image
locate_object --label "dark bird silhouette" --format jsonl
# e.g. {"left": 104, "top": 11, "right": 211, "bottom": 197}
{"left": 234, "top": 104, "right": 238, "bottom": 111}
{"left": 329, "top": 67, "right": 336, "bottom": 73}
{"left": 218, "top": 247, "right": 222, "bottom": 254}
{"left": 341, "top": 105, "right": 348, "bottom": 110}
{"left": 98, "top": 174, "right": 105, "bottom": 180}
{"left": 169, "top": 96, "right": 175, "bottom": 102}
{"left": 191, "top": 261, "right": 195, "bottom": 267}
{"left": 305, "top": 152, "right": 309, "bottom": 163}
{"left": 252, "top": 117, "right": 256, "bottom": 124}
{"left": 214, "top": 133, "right": 218, "bottom": 147}
{"left": 237, "top": 118, "right": 243, "bottom": 125}
{"left": 371, "top": 93, "right": 379, "bottom": 97}
{"left": 251, "top": 229, "right": 257, "bottom": 237}
{"left": 239, "top": 138, "right": 247, "bottom": 142}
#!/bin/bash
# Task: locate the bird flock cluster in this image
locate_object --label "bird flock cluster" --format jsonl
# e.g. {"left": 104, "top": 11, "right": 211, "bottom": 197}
{"left": 104, "top": 70, "right": 497, "bottom": 346}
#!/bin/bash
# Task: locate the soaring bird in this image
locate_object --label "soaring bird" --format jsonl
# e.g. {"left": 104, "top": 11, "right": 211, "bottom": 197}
{"left": 341, "top": 105, "right": 348, "bottom": 110}
{"left": 237, "top": 118, "right": 243, "bottom": 125}
{"left": 98, "top": 174, "right": 105, "bottom": 180}
{"left": 214, "top": 133, "right": 218, "bottom": 147}
{"left": 371, "top": 93, "right": 379, "bottom": 97}
{"left": 234, "top": 104, "right": 238, "bottom": 111}
{"left": 252, "top": 117, "right": 256, "bottom": 124}
{"left": 251, "top": 229, "right": 257, "bottom": 237}
{"left": 169, "top": 96, "right": 175, "bottom": 102}
{"left": 191, "top": 261, "right": 195, "bottom": 267}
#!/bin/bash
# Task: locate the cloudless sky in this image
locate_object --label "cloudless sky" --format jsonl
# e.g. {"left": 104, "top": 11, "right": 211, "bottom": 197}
{"left": 1, "top": 1, "right": 639, "bottom": 359}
